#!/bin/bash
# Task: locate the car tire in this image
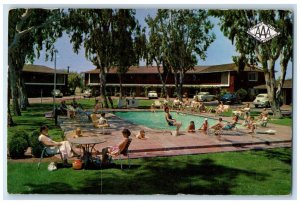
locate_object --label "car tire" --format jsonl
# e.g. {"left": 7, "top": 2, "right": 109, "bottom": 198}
{"left": 255, "top": 105, "right": 258, "bottom": 108}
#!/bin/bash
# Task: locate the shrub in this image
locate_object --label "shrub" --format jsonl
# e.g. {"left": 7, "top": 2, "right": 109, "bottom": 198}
{"left": 9, "top": 130, "right": 30, "bottom": 145}
{"left": 29, "top": 129, "right": 44, "bottom": 158}
{"left": 236, "top": 88, "right": 248, "bottom": 100}
{"left": 8, "top": 137, "right": 28, "bottom": 159}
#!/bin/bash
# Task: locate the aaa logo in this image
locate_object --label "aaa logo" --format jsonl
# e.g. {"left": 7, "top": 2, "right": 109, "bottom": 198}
{"left": 247, "top": 22, "right": 280, "bottom": 43}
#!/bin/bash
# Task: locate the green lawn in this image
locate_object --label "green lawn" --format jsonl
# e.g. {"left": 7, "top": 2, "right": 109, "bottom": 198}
{"left": 7, "top": 147, "right": 291, "bottom": 195}
{"left": 268, "top": 117, "right": 293, "bottom": 126}
{"left": 8, "top": 103, "right": 63, "bottom": 141}
{"left": 7, "top": 101, "right": 292, "bottom": 195}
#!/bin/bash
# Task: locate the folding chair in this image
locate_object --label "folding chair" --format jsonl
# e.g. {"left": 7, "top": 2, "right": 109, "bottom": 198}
{"left": 37, "top": 144, "right": 64, "bottom": 169}
{"left": 109, "top": 138, "right": 132, "bottom": 169}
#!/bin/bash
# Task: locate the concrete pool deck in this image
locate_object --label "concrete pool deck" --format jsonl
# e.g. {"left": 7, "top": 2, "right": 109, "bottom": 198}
{"left": 59, "top": 109, "right": 292, "bottom": 160}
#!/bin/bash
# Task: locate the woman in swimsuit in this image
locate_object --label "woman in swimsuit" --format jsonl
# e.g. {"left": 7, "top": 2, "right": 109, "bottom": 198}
{"left": 164, "top": 106, "right": 182, "bottom": 136}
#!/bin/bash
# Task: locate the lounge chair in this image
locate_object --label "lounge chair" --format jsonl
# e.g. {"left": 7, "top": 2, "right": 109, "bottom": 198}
{"left": 153, "top": 100, "right": 162, "bottom": 109}
{"left": 37, "top": 144, "right": 64, "bottom": 169}
{"left": 127, "top": 99, "right": 139, "bottom": 108}
{"left": 258, "top": 117, "right": 269, "bottom": 127}
{"left": 90, "top": 113, "right": 113, "bottom": 134}
{"left": 117, "top": 98, "right": 127, "bottom": 108}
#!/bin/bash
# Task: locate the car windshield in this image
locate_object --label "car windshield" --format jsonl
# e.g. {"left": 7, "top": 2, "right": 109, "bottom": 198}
{"left": 257, "top": 95, "right": 266, "bottom": 98}
{"left": 223, "top": 93, "right": 232, "bottom": 97}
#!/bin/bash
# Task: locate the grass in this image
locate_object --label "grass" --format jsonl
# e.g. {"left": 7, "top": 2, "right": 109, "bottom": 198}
{"left": 7, "top": 147, "right": 291, "bottom": 195}
{"left": 269, "top": 117, "right": 293, "bottom": 126}
{"left": 8, "top": 103, "right": 63, "bottom": 141}
{"left": 7, "top": 100, "right": 292, "bottom": 195}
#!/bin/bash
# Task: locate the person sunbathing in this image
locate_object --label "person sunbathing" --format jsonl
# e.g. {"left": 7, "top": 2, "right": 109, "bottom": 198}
{"left": 209, "top": 118, "right": 224, "bottom": 135}
{"left": 223, "top": 115, "right": 239, "bottom": 130}
{"left": 199, "top": 102, "right": 206, "bottom": 112}
{"left": 241, "top": 103, "right": 251, "bottom": 112}
{"left": 101, "top": 129, "right": 131, "bottom": 164}
{"left": 215, "top": 101, "right": 225, "bottom": 114}
{"left": 98, "top": 112, "right": 110, "bottom": 127}
{"left": 38, "top": 125, "right": 77, "bottom": 166}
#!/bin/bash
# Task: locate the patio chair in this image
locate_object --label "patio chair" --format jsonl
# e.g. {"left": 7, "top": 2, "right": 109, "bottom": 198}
{"left": 109, "top": 138, "right": 132, "bottom": 169}
{"left": 90, "top": 113, "right": 113, "bottom": 134}
{"left": 37, "top": 144, "right": 64, "bottom": 169}
{"left": 153, "top": 100, "right": 162, "bottom": 109}
{"left": 117, "top": 98, "right": 127, "bottom": 108}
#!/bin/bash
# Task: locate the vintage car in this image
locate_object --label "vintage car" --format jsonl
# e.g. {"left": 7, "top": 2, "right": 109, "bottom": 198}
{"left": 148, "top": 91, "right": 158, "bottom": 99}
{"left": 193, "top": 92, "right": 216, "bottom": 102}
{"left": 253, "top": 93, "right": 270, "bottom": 108}
{"left": 83, "top": 89, "right": 92, "bottom": 98}
{"left": 51, "top": 89, "right": 63, "bottom": 98}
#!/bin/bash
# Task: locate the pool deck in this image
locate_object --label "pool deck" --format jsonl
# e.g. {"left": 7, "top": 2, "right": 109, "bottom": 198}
{"left": 59, "top": 109, "right": 292, "bottom": 160}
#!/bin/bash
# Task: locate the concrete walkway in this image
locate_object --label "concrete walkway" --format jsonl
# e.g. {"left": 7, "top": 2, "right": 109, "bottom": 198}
{"left": 59, "top": 109, "right": 292, "bottom": 160}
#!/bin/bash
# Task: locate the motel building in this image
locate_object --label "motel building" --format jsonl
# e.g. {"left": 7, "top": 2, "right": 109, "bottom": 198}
{"left": 22, "top": 64, "right": 69, "bottom": 97}
{"left": 83, "top": 63, "right": 266, "bottom": 99}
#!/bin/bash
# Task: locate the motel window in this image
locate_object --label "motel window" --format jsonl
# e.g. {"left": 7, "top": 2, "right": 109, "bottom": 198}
{"left": 248, "top": 72, "right": 258, "bottom": 81}
{"left": 90, "top": 74, "right": 100, "bottom": 84}
{"left": 56, "top": 75, "right": 65, "bottom": 84}
{"left": 221, "top": 72, "right": 228, "bottom": 84}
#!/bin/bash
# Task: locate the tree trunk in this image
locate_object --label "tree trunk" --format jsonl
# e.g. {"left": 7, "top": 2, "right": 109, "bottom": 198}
{"left": 16, "top": 69, "right": 29, "bottom": 110}
{"left": 8, "top": 63, "right": 21, "bottom": 116}
{"left": 19, "top": 71, "right": 30, "bottom": 109}
{"left": 264, "top": 59, "right": 282, "bottom": 118}
{"left": 7, "top": 77, "right": 14, "bottom": 126}
{"left": 118, "top": 73, "right": 123, "bottom": 98}
{"left": 178, "top": 71, "right": 184, "bottom": 100}
{"left": 156, "top": 65, "right": 169, "bottom": 98}
{"left": 173, "top": 71, "right": 179, "bottom": 98}
{"left": 99, "top": 70, "right": 109, "bottom": 108}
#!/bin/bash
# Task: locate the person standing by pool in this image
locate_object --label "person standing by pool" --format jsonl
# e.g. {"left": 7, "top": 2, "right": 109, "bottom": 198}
{"left": 164, "top": 106, "right": 182, "bottom": 136}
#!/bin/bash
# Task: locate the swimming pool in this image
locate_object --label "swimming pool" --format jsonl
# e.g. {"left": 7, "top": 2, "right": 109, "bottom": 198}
{"left": 114, "top": 111, "right": 218, "bottom": 130}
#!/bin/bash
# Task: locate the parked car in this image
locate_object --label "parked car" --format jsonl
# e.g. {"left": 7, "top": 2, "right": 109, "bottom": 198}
{"left": 83, "top": 89, "right": 92, "bottom": 98}
{"left": 51, "top": 89, "right": 63, "bottom": 98}
{"left": 253, "top": 93, "right": 270, "bottom": 108}
{"left": 148, "top": 91, "right": 158, "bottom": 99}
{"left": 220, "top": 93, "right": 240, "bottom": 104}
{"left": 193, "top": 92, "right": 216, "bottom": 102}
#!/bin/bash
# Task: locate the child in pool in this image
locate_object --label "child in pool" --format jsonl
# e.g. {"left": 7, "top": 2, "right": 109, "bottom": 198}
{"left": 136, "top": 129, "right": 148, "bottom": 139}
{"left": 187, "top": 121, "right": 196, "bottom": 133}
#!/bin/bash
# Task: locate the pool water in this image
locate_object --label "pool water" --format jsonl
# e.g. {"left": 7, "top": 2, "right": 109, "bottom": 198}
{"left": 114, "top": 111, "right": 219, "bottom": 130}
